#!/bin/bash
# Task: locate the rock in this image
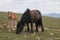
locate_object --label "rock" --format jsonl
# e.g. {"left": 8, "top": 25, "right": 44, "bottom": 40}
{"left": 50, "top": 32, "right": 54, "bottom": 35}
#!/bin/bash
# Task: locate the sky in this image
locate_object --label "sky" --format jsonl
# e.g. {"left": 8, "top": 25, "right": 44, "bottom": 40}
{"left": 0, "top": 0, "right": 60, "bottom": 14}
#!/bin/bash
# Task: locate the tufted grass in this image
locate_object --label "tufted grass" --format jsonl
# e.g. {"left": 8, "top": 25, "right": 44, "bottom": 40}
{"left": 0, "top": 12, "right": 60, "bottom": 40}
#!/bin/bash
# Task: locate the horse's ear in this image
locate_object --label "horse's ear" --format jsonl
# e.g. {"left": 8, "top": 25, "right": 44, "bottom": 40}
{"left": 24, "top": 8, "right": 30, "bottom": 14}
{"left": 26, "top": 8, "right": 30, "bottom": 11}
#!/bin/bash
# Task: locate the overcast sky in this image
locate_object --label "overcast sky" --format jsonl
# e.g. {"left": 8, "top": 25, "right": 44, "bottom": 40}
{"left": 0, "top": 0, "right": 60, "bottom": 14}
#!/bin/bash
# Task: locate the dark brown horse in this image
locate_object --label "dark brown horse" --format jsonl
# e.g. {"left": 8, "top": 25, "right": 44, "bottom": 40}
{"left": 16, "top": 8, "right": 44, "bottom": 34}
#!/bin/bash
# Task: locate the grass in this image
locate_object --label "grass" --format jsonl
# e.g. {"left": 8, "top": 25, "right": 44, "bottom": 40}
{"left": 42, "top": 16, "right": 60, "bottom": 28}
{"left": 0, "top": 12, "right": 60, "bottom": 40}
{"left": 0, "top": 28, "right": 60, "bottom": 40}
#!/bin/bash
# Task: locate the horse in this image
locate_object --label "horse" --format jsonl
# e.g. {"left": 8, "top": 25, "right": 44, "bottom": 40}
{"left": 16, "top": 8, "right": 44, "bottom": 34}
{"left": 8, "top": 12, "right": 17, "bottom": 30}
{"left": 8, "top": 12, "right": 17, "bottom": 20}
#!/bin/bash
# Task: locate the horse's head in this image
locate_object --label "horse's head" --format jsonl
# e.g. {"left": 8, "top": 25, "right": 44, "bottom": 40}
{"left": 16, "top": 21, "right": 24, "bottom": 34}
{"left": 8, "top": 12, "right": 12, "bottom": 15}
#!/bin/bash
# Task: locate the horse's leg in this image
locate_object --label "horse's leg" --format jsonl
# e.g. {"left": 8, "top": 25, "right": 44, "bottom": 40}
{"left": 40, "top": 19, "right": 44, "bottom": 32}
{"left": 11, "top": 20, "right": 14, "bottom": 30}
{"left": 31, "top": 23, "right": 33, "bottom": 33}
{"left": 11, "top": 20, "right": 13, "bottom": 30}
{"left": 36, "top": 18, "right": 44, "bottom": 32}
{"left": 35, "top": 22, "right": 39, "bottom": 32}
{"left": 8, "top": 20, "right": 12, "bottom": 31}
{"left": 27, "top": 23, "right": 30, "bottom": 32}
{"left": 14, "top": 20, "right": 17, "bottom": 29}
{"left": 13, "top": 20, "right": 15, "bottom": 30}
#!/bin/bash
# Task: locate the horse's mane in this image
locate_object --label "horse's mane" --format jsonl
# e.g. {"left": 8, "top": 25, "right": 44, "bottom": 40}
{"left": 24, "top": 8, "right": 30, "bottom": 14}
{"left": 20, "top": 8, "right": 31, "bottom": 22}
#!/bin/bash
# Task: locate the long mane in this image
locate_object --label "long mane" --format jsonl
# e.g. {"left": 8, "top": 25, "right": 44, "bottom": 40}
{"left": 20, "top": 8, "right": 31, "bottom": 22}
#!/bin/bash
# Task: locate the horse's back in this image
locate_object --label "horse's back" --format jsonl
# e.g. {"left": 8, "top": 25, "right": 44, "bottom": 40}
{"left": 30, "top": 10, "right": 41, "bottom": 21}
{"left": 12, "top": 14, "right": 17, "bottom": 19}
{"left": 8, "top": 12, "right": 17, "bottom": 20}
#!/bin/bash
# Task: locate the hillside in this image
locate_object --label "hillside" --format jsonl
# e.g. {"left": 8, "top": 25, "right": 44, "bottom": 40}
{"left": 0, "top": 12, "right": 60, "bottom": 40}
{"left": 0, "top": 12, "right": 22, "bottom": 23}
{"left": 43, "top": 13, "right": 60, "bottom": 18}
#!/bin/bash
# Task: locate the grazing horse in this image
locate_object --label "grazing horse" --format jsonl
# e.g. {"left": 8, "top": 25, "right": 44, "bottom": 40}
{"left": 16, "top": 9, "right": 44, "bottom": 34}
{"left": 8, "top": 12, "right": 17, "bottom": 30}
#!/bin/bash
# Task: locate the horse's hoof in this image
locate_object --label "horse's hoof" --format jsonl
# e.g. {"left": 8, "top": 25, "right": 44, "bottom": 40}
{"left": 35, "top": 30, "right": 39, "bottom": 32}
{"left": 31, "top": 32, "right": 36, "bottom": 35}
{"left": 30, "top": 31, "right": 33, "bottom": 33}
{"left": 42, "top": 29, "right": 44, "bottom": 32}
{"left": 24, "top": 29, "right": 30, "bottom": 32}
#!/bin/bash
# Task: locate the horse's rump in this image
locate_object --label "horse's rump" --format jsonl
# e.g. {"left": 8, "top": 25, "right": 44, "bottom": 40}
{"left": 30, "top": 10, "right": 41, "bottom": 22}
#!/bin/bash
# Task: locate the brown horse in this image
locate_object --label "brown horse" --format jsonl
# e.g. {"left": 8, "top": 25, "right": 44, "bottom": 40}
{"left": 8, "top": 12, "right": 17, "bottom": 20}
{"left": 8, "top": 12, "right": 17, "bottom": 30}
{"left": 16, "top": 8, "right": 44, "bottom": 34}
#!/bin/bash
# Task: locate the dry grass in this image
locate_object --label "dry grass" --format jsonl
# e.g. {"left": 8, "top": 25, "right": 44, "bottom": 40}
{"left": 0, "top": 12, "right": 60, "bottom": 40}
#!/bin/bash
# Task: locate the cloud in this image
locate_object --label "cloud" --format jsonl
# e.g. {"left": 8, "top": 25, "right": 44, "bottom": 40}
{"left": 0, "top": 0, "right": 60, "bottom": 14}
{"left": 0, "top": 0, "right": 12, "bottom": 6}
